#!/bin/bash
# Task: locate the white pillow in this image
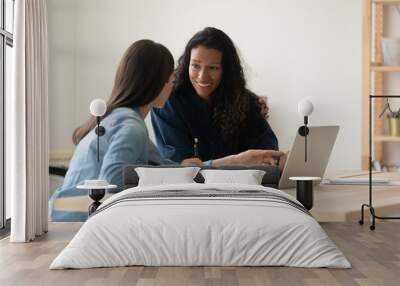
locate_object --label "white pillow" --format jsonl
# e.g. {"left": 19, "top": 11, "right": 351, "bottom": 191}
{"left": 135, "top": 167, "right": 200, "bottom": 186}
{"left": 200, "top": 169, "right": 266, "bottom": 185}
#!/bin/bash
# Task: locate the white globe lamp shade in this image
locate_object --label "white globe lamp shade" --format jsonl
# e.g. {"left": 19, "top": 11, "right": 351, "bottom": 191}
{"left": 298, "top": 99, "right": 314, "bottom": 116}
{"left": 90, "top": 99, "right": 107, "bottom": 117}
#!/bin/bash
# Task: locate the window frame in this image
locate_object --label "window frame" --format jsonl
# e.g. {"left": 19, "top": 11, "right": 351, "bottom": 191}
{"left": 0, "top": 0, "right": 14, "bottom": 232}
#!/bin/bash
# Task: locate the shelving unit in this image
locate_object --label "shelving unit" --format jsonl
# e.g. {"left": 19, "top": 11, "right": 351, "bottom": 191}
{"left": 371, "top": 64, "right": 400, "bottom": 72}
{"left": 374, "top": 135, "right": 400, "bottom": 142}
{"left": 362, "top": 0, "right": 400, "bottom": 170}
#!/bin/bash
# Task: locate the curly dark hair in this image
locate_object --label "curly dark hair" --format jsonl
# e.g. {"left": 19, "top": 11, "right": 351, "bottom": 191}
{"left": 174, "top": 27, "right": 266, "bottom": 149}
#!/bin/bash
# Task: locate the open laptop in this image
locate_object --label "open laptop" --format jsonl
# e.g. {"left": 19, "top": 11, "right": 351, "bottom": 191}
{"left": 278, "top": 126, "right": 339, "bottom": 189}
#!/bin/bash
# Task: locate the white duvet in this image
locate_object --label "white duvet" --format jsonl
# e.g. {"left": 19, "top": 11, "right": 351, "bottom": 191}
{"left": 50, "top": 183, "right": 350, "bottom": 269}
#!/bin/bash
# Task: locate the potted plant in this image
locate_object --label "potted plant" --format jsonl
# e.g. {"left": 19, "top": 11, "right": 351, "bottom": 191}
{"left": 387, "top": 108, "right": 400, "bottom": 137}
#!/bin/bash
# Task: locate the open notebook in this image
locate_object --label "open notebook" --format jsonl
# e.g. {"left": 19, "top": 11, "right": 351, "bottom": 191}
{"left": 323, "top": 176, "right": 400, "bottom": 186}
{"left": 323, "top": 177, "right": 390, "bottom": 185}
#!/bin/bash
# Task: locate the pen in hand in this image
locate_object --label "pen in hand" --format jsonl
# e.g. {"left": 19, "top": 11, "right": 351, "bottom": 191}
{"left": 193, "top": 138, "right": 200, "bottom": 159}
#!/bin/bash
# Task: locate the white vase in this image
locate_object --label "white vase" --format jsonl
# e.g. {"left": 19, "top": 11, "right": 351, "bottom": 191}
{"left": 381, "top": 38, "right": 400, "bottom": 66}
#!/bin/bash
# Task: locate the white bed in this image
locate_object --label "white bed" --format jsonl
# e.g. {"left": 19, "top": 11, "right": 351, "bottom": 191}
{"left": 50, "top": 183, "right": 350, "bottom": 269}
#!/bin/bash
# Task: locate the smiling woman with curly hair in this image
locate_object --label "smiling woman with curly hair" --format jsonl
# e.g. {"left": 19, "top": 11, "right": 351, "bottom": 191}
{"left": 151, "top": 27, "right": 281, "bottom": 166}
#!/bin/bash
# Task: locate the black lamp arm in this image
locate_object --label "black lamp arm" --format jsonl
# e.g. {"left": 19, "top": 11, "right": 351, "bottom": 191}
{"left": 94, "top": 116, "right": 106, "bottom": 162}
{"left": 298, "top": 116, "right": 309, "bottom": 162}
{"left": 304, "top": 116, "right": 308, "bottom": 126}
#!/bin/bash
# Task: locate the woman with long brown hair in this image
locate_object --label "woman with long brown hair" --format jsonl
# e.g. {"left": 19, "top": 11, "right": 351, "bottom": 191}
{"left": 50, "top": 39, "right": 199, "bottom": 221}
{"left": 152, "top": 27, "right": 282, "bottom": 166}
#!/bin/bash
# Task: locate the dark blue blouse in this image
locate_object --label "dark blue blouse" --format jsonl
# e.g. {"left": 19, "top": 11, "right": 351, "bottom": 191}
{"left": 151, "top": 89, "right": 278, "bottom": 163}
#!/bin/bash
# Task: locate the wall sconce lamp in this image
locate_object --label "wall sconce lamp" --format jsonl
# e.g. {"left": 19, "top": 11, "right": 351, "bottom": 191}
{"left": 297, "top": 99, "right": 314, "bottom": 162}
{"left": 89, "top": 99, "right": 107, "bottom": 162}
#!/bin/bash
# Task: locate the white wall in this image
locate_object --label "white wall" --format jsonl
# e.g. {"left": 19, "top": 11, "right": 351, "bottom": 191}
{"left": 48, "top": 0, "right": 364, "bottom": 172}
{"left": 47, "top": 0, "right": 77, "bottom": 151}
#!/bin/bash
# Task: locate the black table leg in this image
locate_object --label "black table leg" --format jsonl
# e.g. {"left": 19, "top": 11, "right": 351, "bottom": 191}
{"left": 296, "top": 181, "right": 313, "bottom": 210}
{"left": 88, "top": 189, "right": 105, "bottom": 215}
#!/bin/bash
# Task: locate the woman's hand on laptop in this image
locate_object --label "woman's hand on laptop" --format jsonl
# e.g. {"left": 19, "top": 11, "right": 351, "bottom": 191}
{"left": 232, "top": 149, "right": 285, "bottom": 166}
{"left": 278, "top": 151, "right": 289, "bottom": 171}
{"left": 205, "top": 150, "right": 285, "bottom": 167}
{"left": 181, "top": 158, "right": 203, "bottom": 166}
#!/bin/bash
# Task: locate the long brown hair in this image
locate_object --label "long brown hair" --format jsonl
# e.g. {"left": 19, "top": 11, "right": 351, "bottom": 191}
{"left": 72, "top": 39, "right": 174, "bottom": 145}
{"left": 174, "top": 27, "right": 267, "bottom": 149}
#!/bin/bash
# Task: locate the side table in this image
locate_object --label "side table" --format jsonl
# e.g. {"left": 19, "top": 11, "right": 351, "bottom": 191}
{"left": 77, "top": 180, "right": 117, "bottom": 215}
{"left": 289, "top": 176, "right": 321, "bottom": 210}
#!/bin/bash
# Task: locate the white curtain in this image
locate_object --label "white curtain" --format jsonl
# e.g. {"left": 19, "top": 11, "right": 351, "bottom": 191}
{"left": 10, "top": 0, "right": 49, "bottom": 242}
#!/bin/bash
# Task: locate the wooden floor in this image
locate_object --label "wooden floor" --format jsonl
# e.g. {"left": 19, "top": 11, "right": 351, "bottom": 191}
{"left": 0, "top": 222, "right": 399, "bottom": 286}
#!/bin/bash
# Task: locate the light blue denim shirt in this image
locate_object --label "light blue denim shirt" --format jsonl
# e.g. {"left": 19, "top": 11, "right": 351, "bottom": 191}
{"left": 50, "top": 107, "right": 174, "bottom": 221}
